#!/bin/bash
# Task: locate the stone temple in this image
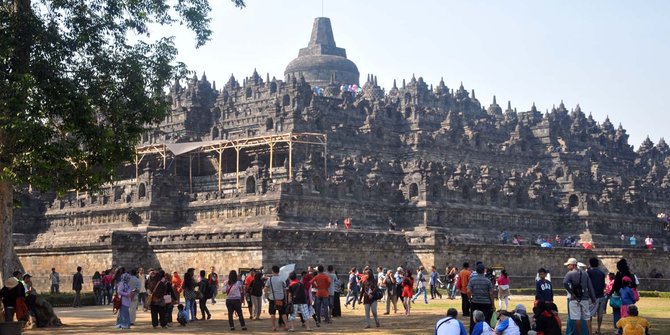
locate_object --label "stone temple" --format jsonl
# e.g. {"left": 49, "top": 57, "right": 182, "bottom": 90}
{"left": 14, "top": 17, "right": 670, "bottom": 290}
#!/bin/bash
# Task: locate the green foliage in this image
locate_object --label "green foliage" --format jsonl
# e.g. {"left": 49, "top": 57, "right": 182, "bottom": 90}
{"left": 0, "top": 0, "right": 244, "bottom": 193}
{"left": 40, "top": 292, "right": 96, "bottom": 306}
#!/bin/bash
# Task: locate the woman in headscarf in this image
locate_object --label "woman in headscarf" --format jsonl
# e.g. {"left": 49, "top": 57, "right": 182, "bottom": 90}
{"left": 149, "top": 270, "right": 168, "bottom": 328}
{"left": 358, "top": 268, "right": 380, "bottom": 328}
{"left": 115, "top": 273, "right": 133, "bottom": 329}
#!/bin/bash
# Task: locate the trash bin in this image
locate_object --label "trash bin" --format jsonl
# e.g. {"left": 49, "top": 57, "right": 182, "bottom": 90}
{"left": 0, "top": 322, "right": 22, "bottom": 335}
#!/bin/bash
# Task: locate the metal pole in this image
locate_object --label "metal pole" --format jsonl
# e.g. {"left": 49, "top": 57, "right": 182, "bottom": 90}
{"left": 218, "top": 149, "right": 222, "bottom": 192}
{"left": 189, "top": 154, "right": 193, "bottom": 193}
{"left": 324, "top": 135, "right": 328, "bottom": 177}
{"left": 236, "top": 147, "right": 240, "bottom": 191}
{"left": 288, "top": 140, "right": 293, "bottom": 180}
{"left": 269, "top": 142, "right": 274, "bottom": 178}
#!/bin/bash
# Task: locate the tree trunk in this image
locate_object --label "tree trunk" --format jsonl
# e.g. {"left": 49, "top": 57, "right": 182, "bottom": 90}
{"left": 0, "top": 180, "right": 22, "bottom": 287}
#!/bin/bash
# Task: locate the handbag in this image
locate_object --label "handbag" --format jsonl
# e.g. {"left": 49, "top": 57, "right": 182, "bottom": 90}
{"left": 269, "top": 276, "right": 285, "bottom": 306}
{"left": 609, "top": 292, "right": 622, "bottom": 308}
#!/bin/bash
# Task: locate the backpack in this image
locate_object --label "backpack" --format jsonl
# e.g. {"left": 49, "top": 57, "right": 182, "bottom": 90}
{"left": 571, "top": 271, "right": 584, "bottom": 300}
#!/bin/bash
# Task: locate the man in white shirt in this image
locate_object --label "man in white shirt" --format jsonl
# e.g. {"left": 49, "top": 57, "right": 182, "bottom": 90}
{"left": 435, "top": 308, "right": 467, "bottom": 335}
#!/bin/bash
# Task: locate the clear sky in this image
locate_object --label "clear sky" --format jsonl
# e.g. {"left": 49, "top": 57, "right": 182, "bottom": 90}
{"left": 166, "top": 0, "right": 669, "bottom": 148}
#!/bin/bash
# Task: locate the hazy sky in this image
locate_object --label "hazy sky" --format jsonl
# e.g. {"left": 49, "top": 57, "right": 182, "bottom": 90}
{"left": 165, "top": 0, "right": 669, "bottom": 148}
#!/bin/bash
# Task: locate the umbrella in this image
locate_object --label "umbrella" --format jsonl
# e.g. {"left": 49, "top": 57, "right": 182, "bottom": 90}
{"left": 278, "top": 264, "right": 296, "bottom": 282}
{"left": 541, "top": 242, "right": 553, "bottom": 248}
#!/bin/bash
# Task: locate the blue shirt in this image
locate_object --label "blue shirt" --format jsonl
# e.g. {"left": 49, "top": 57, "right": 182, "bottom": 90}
{"left": 536, "top": 279, "right": 553, "bottom": 302}
{"left": 472, "top": 321, "right": 494, "bottom": 335}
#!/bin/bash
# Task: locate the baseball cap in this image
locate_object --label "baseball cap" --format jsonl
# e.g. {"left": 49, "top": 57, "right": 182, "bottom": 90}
{"left": 564, "top": 258, "right": 578, "bottom": 266}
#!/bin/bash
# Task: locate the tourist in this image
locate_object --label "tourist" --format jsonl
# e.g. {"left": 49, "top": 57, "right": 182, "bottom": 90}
{"left": 128, "top": 269, "right": 141, "bottom": 325}
{"left": 115, "top": 273, "right": 133, "bottom": 329}
{"left": 332, "top": 270, "right": 343, "bottom": 317}
{"left": 287, "top": 271, "right": 312, "bottom": 331}
{"left": 644, "top": 235, "right": 653, "bottom": 250}
{"left": 182, "top": 269, "right": 197, "bottom": 322}
{"left": 468, "top": 262, "right": 494, "bottom": 333}
{"left": 611, "top": 258, "right": 637, "bottom": 331}
{"left": 22, "top": 274, "right": 39, "bottom": 324}
{"left": 535, "top": 268, "right": 553, "bottom": 304}
{"left": 164, "top": 271, "right": 177, "bottom": 325}
{"left": 605, "top": 272, "right": 615, "bottom": 296}
{"left": 458, "top": 262, "right": 472, "bottom": 317}
{"left": 327, "top": 265, "right": 338, "bottom": 317}
{"left": 264, "top": 265, "right": 288, "bottom": 331}
{"left": 563, "top": 258, "right": 595, "bottom": 335}
{"left": 383, "top": 269, "right": 398, "bottom": 314}
{"left": 401, "top": 270, "right": 414, "bottom": 316}
{"left": 310, "top": 265, "right": 331, "bottom": 326}
{"left": 223, "top": 270, "right": 247, "bottom": 331}
{"left": 243, "top": 269, "right": 255, "bottom": 318}
{"left": 615, "top": 305, "right": 649, "bottom": 335}
{"left": 497, "top": 270, "right": 511, "bottom": 311}
{"left": 513, "top": 304, "right": 531, "bottom": 335}
{"left": 1, "top": 276, "right": 25, "bottom": 322}
{"left": 92, "top": 271, "right": 103, "bottom": 305}
{"left": 528, "top": 302, "right": 561, "bottom": 335}
{"left": 171, "top": 271, "right": 182, "bottom": 306}
{"left": 103, "top": 269, "right": 114, "bottom": 305}
{"left": 198, "top": 269, "right": 211, "bottom": 320}
{"left": 430, "top": 265, "right": 443, "bottom": 299}
{"left": 471, "top": 309, "right": 493, "bottom": 335}
{"left": 619, "top": 276, "right": 637, "bottom": 318}
{"left": 358, "top": 268, "right": 380, "bottom": 328}
{"left": 344, "top": 267, "right": 359, "bottom": 309}
{"left": 587, "top": 257, "right": 607, "bottom": 335}
{"left": 248, "top": 272, "right": 264, "bottom": 320}
{"left": 447, "top": 266, "right": 458, "bottom": 299}
{"left": 411, "top": 266, "right": 428, "bottom": 304}
{"left": 495, "top": 310, "right": 521, "bottom": 335}
{"left": 619, "top": 233, "right": 626, "bottom": 247}
{"left": 629, "top": 235, "right": 637, "bottom": 248}
{"left": 138, "top": 267, "right": 147, "bottom": 310}
{"left": 49, "top": 268, "right": 60, "bottom": 294}
{"left": 176, "top": 304, "right": 188, "bottom": 326}
{"left": 512, "top": 235, "right": 520, "bottom": 246}
{"left": 435, "top": 307, "right": 467, "bottom": 335}
{"left": 394, "top": 267, "right": 404, "bottom": 302}
{"left": 72, "top": 266, "right": 84, "bottom": 308}
{"left": 208, "top": 266, "right": 219, "bottom": 304}
{"left": 499, "top": 230, "right": 509, "bottom": 244}
{"left": 149, "top": 270, "right": 168, "bottom": 328}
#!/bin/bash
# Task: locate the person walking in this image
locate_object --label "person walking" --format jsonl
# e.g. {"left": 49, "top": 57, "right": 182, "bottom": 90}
{"left": 429, "top": 266, "right": 443, "bottom": 299}
{"left": 198, "top": 270, "right": 211, "bottom": 320}
{"left": 411, "top": 266, "right": 428, "bottom": 304}
{"left": 310, "top": 265, "right": 331, "bottom": 326}
{"left": 327, "top": 265, "right": 338, "bottom": 318}
{"left": 115, "top": 273, "right": 133, "bottom": 329}
{"left": 497, "top": 269, "right": 511, "bottom": 311}
{"left": 344, "top": 267, "right": 360, "bottom": 309}
{"left": 138, "top": 268, "right": 147, "bottom": 311}
{"left": 358, "top": 269, "right": 380, "bottom": 329}
{"left": 401, "top": 270, "right": 414, "bottom": 316}
{"left": 208, "top": 266, "right": 219, "bottom": 304}
{"left": 244, "top": 268, "right": 256, "bottom": 319}
{"left": 49, "top": 268, "right": 60, "bottom": 294}
{"left": 467, "top": 263, "right": 495, "bottom": 333}
{"left": 128, "top": 269, "right": 141, "bottom": 325}
{"left": 72, "top": 266, "right": 84, "bottom": 308}
{"left": 223, "top": 270, "right": 247, "bottom": 331}
{"left": 148, "top": 270, "right": 168, "bottom": 328}
{"left": 182, "top": 269, "right": 197, "bottom": 322}
{"left": 92, "top": 271, "right": 103, "bottom": 305}
{"left": 563, "top": 258, "right": 596, "bottom": 335}
{"left": 383, "top": 270, "right": 398, "bottom": 314}
{"left": 287, "top": 271, "right": 313, "bottom": 331}
{"left": 264, "top": 265, "right": 288, "bottom": 331}
{"left": 587, "top": 257, "right": 607, "bottom": 335}
{"left": 458, "top": 262, "right": 472, "bottom": 317}
{"left": 249, "top": 271, "right": 264, "bottom": 320}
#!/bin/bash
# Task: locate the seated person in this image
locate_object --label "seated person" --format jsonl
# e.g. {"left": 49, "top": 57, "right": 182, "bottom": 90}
{"left": 528, "top": 302, "right": 561, "bottom": 335}
{"left": 435, "top": 308, "right": 467, "bottom": 335}
{"left": 615, "top": 305, "right": 650, "bottom": 335}
{"left": 471, "top": 309, "right": 494, "bottom": 335}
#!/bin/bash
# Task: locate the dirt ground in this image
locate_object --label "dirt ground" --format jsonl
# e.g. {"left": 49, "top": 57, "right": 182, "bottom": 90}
{"left": 26, "top": 295, "right": 670, "bottom": 334}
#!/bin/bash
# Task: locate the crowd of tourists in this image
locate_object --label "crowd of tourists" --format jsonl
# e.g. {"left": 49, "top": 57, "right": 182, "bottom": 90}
{"left": 435, "top": 257, "right": 650, "bottom": 335}
{"left": 0, "top": 256, "right": 653, "bottom": 334}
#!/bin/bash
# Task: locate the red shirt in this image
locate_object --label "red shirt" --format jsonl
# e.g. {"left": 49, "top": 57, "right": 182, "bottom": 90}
{"left": 244, "top": 275, "right": 254, "bottom": 288}
{"left": 402, "top": 279, "right": 414, "bottom": 298}
{"left": 310, "top": 273, "right": 331, "bottom": 298}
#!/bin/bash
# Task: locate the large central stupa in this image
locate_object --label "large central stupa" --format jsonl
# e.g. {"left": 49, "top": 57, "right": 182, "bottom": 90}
{"left": 284, "top": 17, "right": 359, "bottom": 87}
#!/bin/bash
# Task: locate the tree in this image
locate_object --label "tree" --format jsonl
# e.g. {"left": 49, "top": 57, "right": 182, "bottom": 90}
{"left": 0, "top": 0, "right": 245, "bottom": 286}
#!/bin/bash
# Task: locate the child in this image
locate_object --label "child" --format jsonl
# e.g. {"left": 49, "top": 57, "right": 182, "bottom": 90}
{"left": 177, "top": 304, "right": 188, "bottom": 326}
{"left": 535, "top": 268, "right": 553, "bottom": 305}
{"left": 619, "top": 276, "right": 636, "bottom": 318}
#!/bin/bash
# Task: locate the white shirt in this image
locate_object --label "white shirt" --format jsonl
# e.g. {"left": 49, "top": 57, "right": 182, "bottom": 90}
{"left": 646, "top": 237, "right": 653, "bottom": 245}
{"left": 435, "top": 317, "right": 464, "bottom": 335}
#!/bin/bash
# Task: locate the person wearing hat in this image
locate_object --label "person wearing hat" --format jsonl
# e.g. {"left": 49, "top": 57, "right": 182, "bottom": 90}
{"left": 467, "top": 262, "right": 495, "bottom": 333}
{"left": 1, "top": 276, "right": 26, "bottom": 322}
{"left": 563, "top": 258, "right": 596, "bottom": 335}
{"left": 615, "top": 305, "right": 649, "bottom": 335}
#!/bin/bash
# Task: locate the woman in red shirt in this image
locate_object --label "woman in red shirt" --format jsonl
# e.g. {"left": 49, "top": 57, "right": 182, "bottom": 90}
{"left": 497, "top": 270, "right": 510, "bottom": 311}
{"left": 401, "top": 270, "right": 414, "bottom": 316}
